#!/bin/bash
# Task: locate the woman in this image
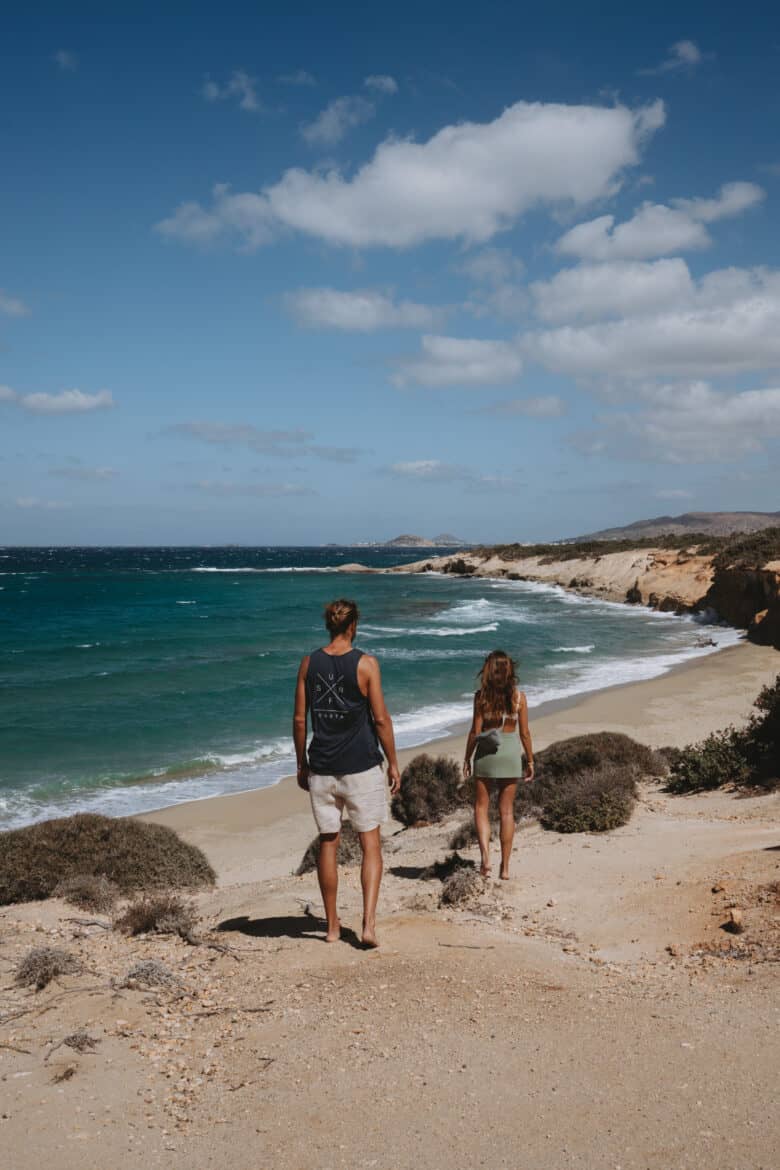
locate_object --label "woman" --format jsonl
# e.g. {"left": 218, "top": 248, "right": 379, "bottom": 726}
{"left": 463, "top": 650, "right": 534, "bottom": 880}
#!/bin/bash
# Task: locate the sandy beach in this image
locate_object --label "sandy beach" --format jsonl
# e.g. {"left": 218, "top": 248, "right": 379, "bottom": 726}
{"left": 1, "top": 639, "right": 779, "bottom": 1169}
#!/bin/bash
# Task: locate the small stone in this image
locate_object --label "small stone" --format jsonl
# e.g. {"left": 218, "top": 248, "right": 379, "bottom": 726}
{"left": 725, "top": 908, "right": 744, "bottom": 934}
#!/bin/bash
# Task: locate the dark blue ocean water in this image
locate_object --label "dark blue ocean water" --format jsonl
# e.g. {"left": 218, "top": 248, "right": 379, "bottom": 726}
{"left": 0, "top": 546, "right": 737, "bottom": 828}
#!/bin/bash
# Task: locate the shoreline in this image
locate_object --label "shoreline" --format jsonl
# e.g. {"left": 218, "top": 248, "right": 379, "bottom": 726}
{"left": 142, "top": 639, "right": 779, "bottom": 885}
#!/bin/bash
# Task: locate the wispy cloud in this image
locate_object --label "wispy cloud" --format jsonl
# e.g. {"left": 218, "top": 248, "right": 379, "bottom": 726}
{"left": 16, "top": 496, "right": 71, "bottom": 510}
{"left": 639, "top": 40, "right": 709, "bottom": 76}
{"left": 53, "top": 49, "right": 78, "bottom": 72}
{"left": 386, "top": 459, "right": 513, "bottom": 491}
{"left": 196, "top": 480, "right": 315, "bottom": 497}
{"left": 284, "top": 287, "right": 440, "bottom": 331}
{"left": 301, "top": 95, "right": 375, "bottom": 146}
{"left": 1, "top": 387, "right": 114, "bottom": 414}
{"left": 482, "top": 395, "right": 565, "bottom": 418}
{"left": 167, "top": 421, "right": 360, "bottom": 462}
{"left": 364, "top": 74, "right": 398, "bottom": 94}
{"left": 0, "top": 290, "right": 31, "bottom": 317}
{"left": 202, "top": 70, "right": 261, "bottom": 112}
{"left": 278, "top": 69, "right": 316, "bottom": 87}
{"left": 50, "top": 466, "right": 118, "bottom": 481}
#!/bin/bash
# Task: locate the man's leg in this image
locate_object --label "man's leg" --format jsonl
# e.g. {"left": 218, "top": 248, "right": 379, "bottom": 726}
{"left": 317, "top": 831, "right": 341, "bottom": 942}
{"left": 358, "top": 827, "right": 383, "bottom": 947}
{"left": 474, "top": 777, "right": 492, "bottom": 876}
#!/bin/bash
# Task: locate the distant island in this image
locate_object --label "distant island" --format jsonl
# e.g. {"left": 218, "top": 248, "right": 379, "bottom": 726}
{"left": 577, "top": 510, "right": 780, "bottom": 541}
{"left": 383, "top": 533, "right": 470, "bottom": 548}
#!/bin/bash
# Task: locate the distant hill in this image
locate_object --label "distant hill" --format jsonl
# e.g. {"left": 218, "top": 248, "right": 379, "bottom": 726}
{"left": 382, "top": 533, "right": 470, "bottom": 548}
{"left": 577, "top": 511, "right": 780, "bottom": 541}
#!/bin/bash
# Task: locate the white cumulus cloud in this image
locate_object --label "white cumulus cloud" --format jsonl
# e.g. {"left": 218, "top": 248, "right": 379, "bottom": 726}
{"left": 525, "top": 266, "right": 780, "bottom": 379}
{"left": 531, "top": 259, "right": 694, "bottom": 323}
{"left": 284, "top": 288, "right": 439, "bottom": 331}
{"left": 157, "top": 99, "right": 665, "bottom": 250}
{"left": 301, "top": 96, "right": 375, "bottom": 146}
{"left": 555, "top": 182, "right": 764, "bottom": 261}
{"left": 574, "top": 382, "right": 780, "bottom": 464}
{"left": 393, "top": 335, "right": 523, "bottom": 388}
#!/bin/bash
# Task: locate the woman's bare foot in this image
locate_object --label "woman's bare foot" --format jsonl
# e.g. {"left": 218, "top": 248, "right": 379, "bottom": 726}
{"left": 499, "top": 869, "right": 510, "bottom": 881}
{"left": 362, "top": 920, "right": 379, "bottom": 948}
{"left": 325, "top": 919, "right": 341, "bottom": 943}
{"left": 480, "top": 860, "right": 492, "bottom": 878}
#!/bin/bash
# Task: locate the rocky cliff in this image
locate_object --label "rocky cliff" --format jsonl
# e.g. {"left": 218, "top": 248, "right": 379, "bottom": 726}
{"left": 394, "top": 547, "right": 780, "bottom": 650}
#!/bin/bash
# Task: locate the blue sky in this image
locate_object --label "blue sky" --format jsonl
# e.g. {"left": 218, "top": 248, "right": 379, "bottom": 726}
{"left": 2, "top": 0, "right": 779, "bottom": 544}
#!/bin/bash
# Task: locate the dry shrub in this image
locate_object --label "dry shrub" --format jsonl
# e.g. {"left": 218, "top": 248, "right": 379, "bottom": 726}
{"left": 54, "top": 874, "right": 119, "bottom": 913}
{"left": 114, "top": 893, "right": 198, "bottom": 942}
{"left": 118, "top": 959, "right": 180, "bottom": 989}
{"left": 420, "top": 852, "right": 475, "bottom": 881}
{"left": 440, "top": 868, "right": 483, "bottom": 906}
{"left": 390, "top": 754, "right": 466, "bottom": 826}
{"left": 539, "top": 765, "right": 637, "bottom": 834}
{"left": 0, "top": 813, "right": 215, "bottom": 906}
{"left": 15, "top": 946, "right": 81, "bottom": 990}
{"left": 448, "top": 800, "right": 504, "bottom": 848}
{"left": 60, "top": 1029, "right": 99, "bottom": 1054}
{"left": 297, "top": 820, "right": 364, "bottom": 875}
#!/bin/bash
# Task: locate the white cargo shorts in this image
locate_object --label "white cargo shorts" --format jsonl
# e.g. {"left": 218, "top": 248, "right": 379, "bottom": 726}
{"left": 308, "top": 764, "right": 387, "bottom": 834}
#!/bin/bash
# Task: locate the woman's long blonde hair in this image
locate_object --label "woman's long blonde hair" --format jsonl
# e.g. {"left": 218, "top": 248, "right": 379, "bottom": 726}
{"left": 476, "top": 650, "right": 518, "bottom": 724}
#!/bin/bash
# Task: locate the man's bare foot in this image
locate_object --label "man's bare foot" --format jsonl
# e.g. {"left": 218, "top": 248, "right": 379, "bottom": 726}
{"left": 361, "top": 921, "right": 379, "bottom": 948}
{"left": 325, "top": 919, "right": 341, "bottom": 943}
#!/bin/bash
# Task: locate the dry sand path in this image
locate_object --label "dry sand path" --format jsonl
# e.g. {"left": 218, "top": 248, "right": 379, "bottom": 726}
{"left": 1, "top": 642, "right": 778, "bottom": 1169}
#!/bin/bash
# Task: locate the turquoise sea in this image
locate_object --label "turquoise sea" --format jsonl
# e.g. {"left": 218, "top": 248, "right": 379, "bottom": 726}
{"left": 0, "top": 546, "right": 739, "bottom": 829}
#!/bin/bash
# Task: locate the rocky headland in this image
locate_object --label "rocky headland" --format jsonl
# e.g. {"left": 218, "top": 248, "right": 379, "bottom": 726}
{"left": 386, "top": 530, "right": 780, "bottom": 649}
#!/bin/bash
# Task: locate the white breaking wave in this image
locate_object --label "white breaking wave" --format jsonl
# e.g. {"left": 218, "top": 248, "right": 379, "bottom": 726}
{"left": 361, "top": 622, "right": 498, "bottom": 639}
{"left": 176, "top": 600, "right": 197, "bottom": 605}
{"left": 552, "top": 644, "right": 595, "bottom": 653}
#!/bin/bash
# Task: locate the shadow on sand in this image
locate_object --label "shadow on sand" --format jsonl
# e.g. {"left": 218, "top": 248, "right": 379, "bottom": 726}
{"left": 217, "top": 913, "right": 366, "bottom": 949}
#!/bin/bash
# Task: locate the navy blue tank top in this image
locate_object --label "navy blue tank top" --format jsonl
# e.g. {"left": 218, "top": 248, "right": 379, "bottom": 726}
{"left": 306, "top": 648, "right": 383, "bottom": 775}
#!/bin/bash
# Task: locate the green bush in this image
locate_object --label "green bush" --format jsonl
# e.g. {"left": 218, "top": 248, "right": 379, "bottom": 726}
{"left": 533, "top": 732, "right": 664, "bottom": 785}
{"left": 667, "top": 674, "right": 780, "bottom": 792}
{"left": 297, "top": 820, "right": 364, "bottom": 875}
{"left": 0, "top": 813, "right": 215, "bottom": 906}
{"left": 539, "top": 766, "right": 637, "bottom": 833}
{"left": 391, "top": 754, "right": 466, "bottom": 826}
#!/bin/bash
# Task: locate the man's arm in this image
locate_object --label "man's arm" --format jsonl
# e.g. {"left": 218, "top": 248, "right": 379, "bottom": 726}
{"left": 361, "top": 655, "right": 401, "bottom": 795}
{"left": 293, "top": 655, "right": 310, "bottom": 790}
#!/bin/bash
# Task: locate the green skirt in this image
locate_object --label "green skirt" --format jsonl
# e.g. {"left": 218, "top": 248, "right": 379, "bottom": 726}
{"left": 473, "top": 732, "right": 525, "bottom": 780}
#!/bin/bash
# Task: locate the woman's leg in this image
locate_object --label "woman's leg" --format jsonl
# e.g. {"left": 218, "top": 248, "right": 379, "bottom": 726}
{"left": 358, "top": 827, "right": 383, "bottom": 947}
{"left": 317, "top": 831, "right": 341, "bottom": 941}
{"left": 474, "top": 777, "right": 492, "bottom": 876}
{"left": 497, "top": 781, "right": 518, "bottom": 879}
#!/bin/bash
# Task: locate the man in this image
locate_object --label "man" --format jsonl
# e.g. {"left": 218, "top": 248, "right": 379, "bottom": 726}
{"left": 293, "top": 598, "right": 401, "bottom": 947}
